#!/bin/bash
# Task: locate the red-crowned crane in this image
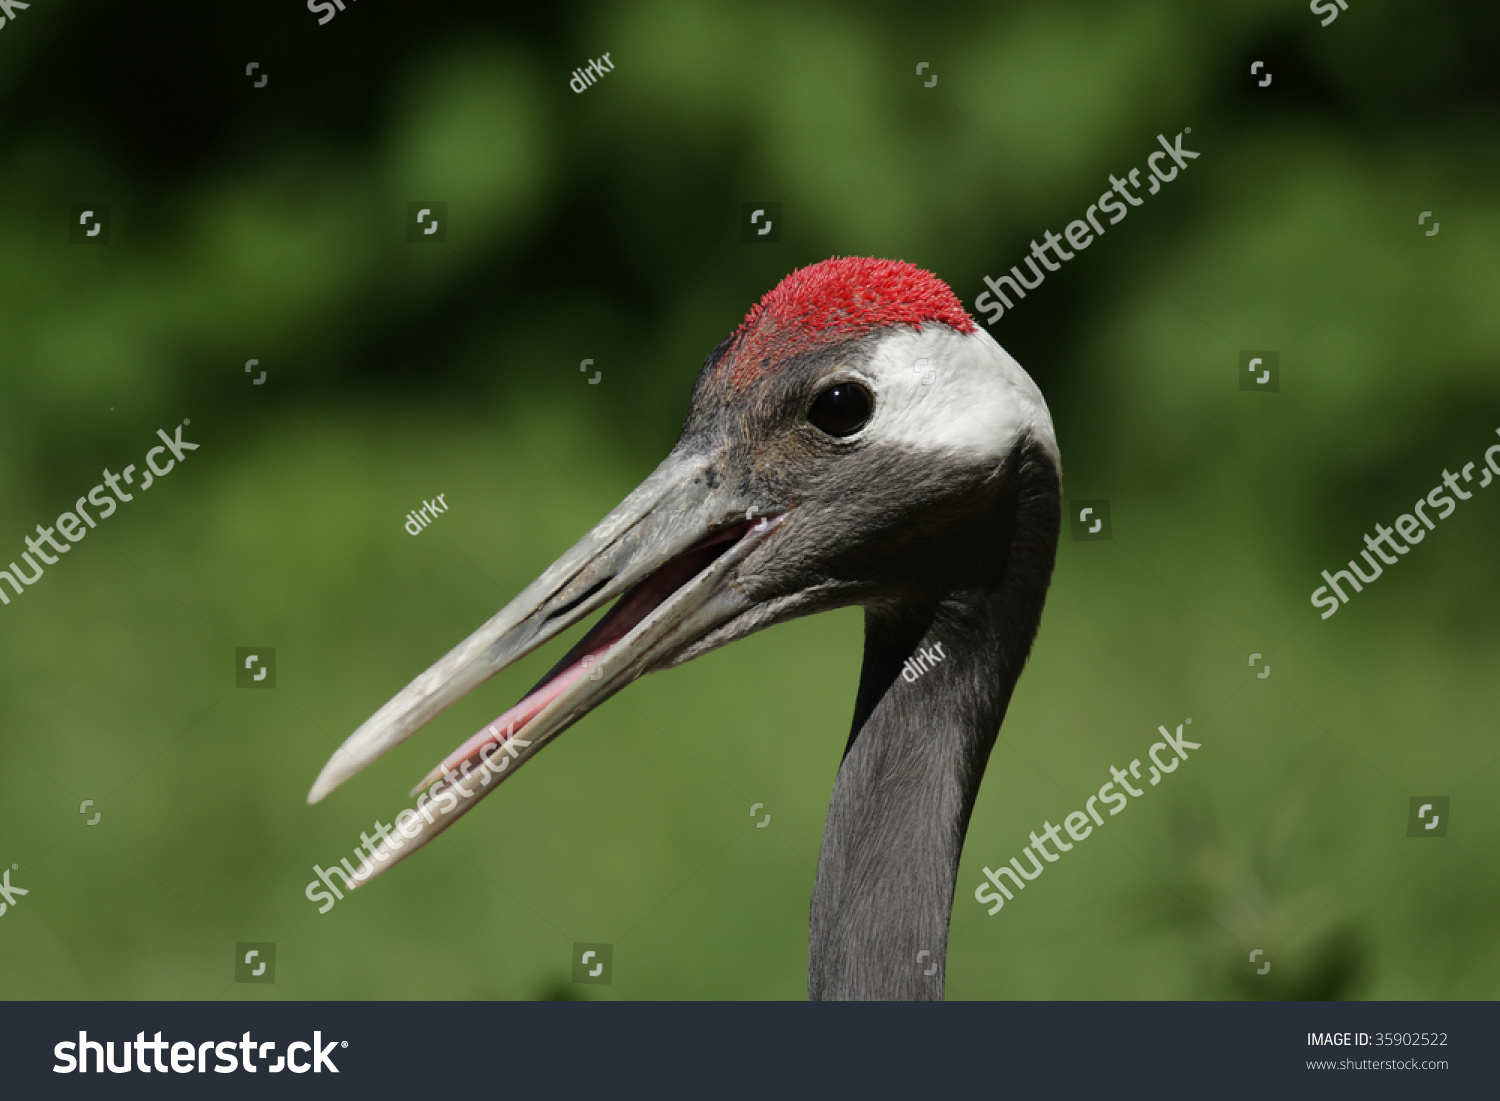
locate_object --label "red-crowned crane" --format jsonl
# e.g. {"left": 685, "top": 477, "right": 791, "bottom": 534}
{"left": 309, "top": 257, "right": 1061, "bottom": 1000}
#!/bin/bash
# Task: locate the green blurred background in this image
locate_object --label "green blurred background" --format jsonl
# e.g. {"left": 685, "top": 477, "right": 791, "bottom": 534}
{"left": 2, "top": 0, "right": 1498, "bottom": 1001}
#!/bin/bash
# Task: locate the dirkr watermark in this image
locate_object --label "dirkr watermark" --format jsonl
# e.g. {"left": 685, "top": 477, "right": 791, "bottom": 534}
{"left": 569, "top": 53, "right": 615, "bottom": 93}
{"left": 900, "top": 642, "right": 946, "bottom": 683}
{"left": 404, "top": 495, "right": 448, "bottom": 535}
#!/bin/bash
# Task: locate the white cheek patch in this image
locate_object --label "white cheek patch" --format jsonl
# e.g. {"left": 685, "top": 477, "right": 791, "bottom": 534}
{"left": 857, "top": 326, "right": 1059, "bottom": 469}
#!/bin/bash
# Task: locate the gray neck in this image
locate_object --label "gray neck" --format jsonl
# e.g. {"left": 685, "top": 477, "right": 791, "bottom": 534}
{"left": 806, "top": 442, "right": 1059, "bottom": 1000}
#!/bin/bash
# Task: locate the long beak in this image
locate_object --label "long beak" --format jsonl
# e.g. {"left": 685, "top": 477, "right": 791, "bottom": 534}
{"left": 307, "top": 448, "right": 784, "bottom": 885}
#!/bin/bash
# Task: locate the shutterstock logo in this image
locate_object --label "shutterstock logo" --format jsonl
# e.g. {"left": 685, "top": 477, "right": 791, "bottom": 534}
{"left": 572, "top": 942, "right": 613, "bottom": 984}
{"left": 1407, "top": 796, "right": 1449, "bottom": 838}
{"left": 1239, "top": 349, "right": 1279, "bottom": 392}
{"left": 236, "top": 648, "right": 276, "bottom": 688}
{"left": 235, "top": 943, "right": 276, "bottom": 983}
{"left": 70, "top": 203, "right": 110, "bottom": 244}
{"left": 54, "top": 1031, "right": 345, "bottom": 1074}
{"left": 1070, "top": 499, "right": 1112, "bottom": 541}
{"left": 406, "top": 202, "right": 447, "bottom": 242}
{"left": 740, "top": 202, "right": 782, "bottom": 242}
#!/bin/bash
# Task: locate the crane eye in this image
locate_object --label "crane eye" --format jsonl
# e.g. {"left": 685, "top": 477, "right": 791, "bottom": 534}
{"left": 807, "top": 382, "right": 874, "bottom": 438}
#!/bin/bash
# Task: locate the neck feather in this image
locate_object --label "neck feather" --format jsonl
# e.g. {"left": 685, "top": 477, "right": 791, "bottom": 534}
{"left": 807, "top": 440, "right": 1059, "bottom": 1000}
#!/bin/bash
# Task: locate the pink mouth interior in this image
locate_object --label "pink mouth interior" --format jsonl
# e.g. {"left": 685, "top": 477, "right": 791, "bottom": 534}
{"left": 415, "top": 517, "right": 764, "bottom": 792}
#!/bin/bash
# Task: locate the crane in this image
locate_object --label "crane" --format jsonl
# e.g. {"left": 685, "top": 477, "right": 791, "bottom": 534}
{"left": 309, "top": 256, "right": 1061, "bottom": 999}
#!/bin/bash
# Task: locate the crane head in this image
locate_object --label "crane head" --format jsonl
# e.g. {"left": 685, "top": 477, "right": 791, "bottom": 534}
{"left": 307, "top": 257, "right": 1057, "bottom": 882}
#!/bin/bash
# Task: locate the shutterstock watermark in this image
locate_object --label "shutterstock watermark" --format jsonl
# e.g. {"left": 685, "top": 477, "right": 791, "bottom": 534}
{"left": 1, "top": 422, "right": 199, "bottom": 609}
{"left": 0, "top": 1, "right": 33, "bottom": 33}
{"left": 1311, "top": 427, "right": 1500, "bottom": 619}
{"left": 1311, "top": 0, "right": 1351, "bottom": 28}
{"left": 307, "top": 0, "right": 358, "bottom": 26}
{"left": 973, "top": 129, "right": 1200, "bottom": 326}
{"left": 974, "top": 720, "right": 1200, "bottom": 915}
{"left": 0, "top": 866, "right": 28, "bottom": 917}
{"left": 305, "top": 728, "right": 530, "bottom": 913}
{"left": 54, "top": 1031, "right": 343, "bottom": 1074}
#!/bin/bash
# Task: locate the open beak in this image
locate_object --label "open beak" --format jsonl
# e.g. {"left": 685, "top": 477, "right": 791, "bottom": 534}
{"left": 307, "top": 449, "right": 785, "bottom": 885}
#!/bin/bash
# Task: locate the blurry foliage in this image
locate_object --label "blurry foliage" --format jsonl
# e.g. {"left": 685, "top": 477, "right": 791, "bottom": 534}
{"left": 2, "top": 1, "right": 1499, "bottom": 1000}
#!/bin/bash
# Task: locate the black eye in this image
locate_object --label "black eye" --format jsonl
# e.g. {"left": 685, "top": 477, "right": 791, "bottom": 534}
{"left": 807, "top": 382, "right": 874, "bottom": 437}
